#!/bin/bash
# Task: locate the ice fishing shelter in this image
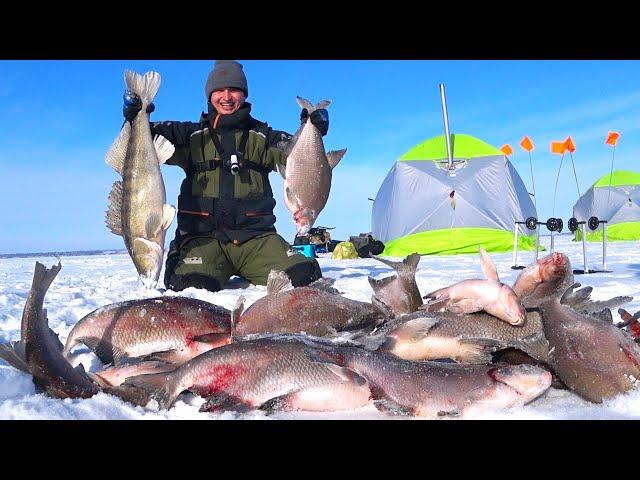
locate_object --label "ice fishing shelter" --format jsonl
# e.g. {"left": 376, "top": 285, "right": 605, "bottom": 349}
{"left": 371, "top": 133, "right": 538, "bottom": 256}
{"left": 573, "top": 170, "right": 640, "bottom": 242}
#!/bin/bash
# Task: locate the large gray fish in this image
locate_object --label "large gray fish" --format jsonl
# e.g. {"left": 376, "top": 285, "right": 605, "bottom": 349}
{"left": 355, "top": 309, "right": 549, "bottom": 364}
{"left": 422, "top": 248, "right": 526, "bottom": 326}
{"left": 306, "top": 344, "right": 551, "bottom": 418}
{"left": 232, "top": 270, "right": 389, "bottom": 337}
{"left": 105, "top": 70, "right": 176, "bottom": 287}
{"left": 368, "top": 253, "right": 423, "bottom": 316}
{"left": 278, "top": 97, "right": 347, "bottom": 235}
{"left": 122, "top": 336, "right": 372, "bottom": 412}
{"left": 538, "top": 290, "right": 640, "bottom": 403}
{"left": 0, "top": 263, "right": 99, "bottom": 399}
{"left": 62, "top": 296, "right": 231, "bottom": 365}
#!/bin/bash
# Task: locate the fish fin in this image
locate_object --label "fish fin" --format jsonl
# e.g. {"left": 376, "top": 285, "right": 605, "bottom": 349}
{"left": 349, "top": 331, "right": 389, "bottom": 351}
{"left": 446, "top": 299, "right": 484, "bottom": 315}
{"left": 368, "top": 275, "right": 397, "bottom": 294}
{"left": 579, "top": 296, "right": 634, "bottom": 315}
{"left": 144, "top": 213, "right": 163, "bottom": 238}
{"left": 124, "top": 70, "right": 161, "bottom": 105}
{"left": 276, "top": 162, "right": 287, "bottom": 180}
{"left": 423, "top": 287, "right": 448, "bottom": 302}
{"left": 308, "top": 277, "right": 341, "bottom": 294}
{"left": 200, "top": 393, "right": 253, "bottom": 413}
{"left": 161, "top": 204, "right": 176, "bottom": 231}
{"left": 259, "top": 394, "right": 298, "bottom": 413}
{"left": 479, "top": 247, "right": 500, "bottom": 282}
{"left": 105, "top": 122, "right": 130, "bottom": 175}
{"left": 315, "top": 99, "right": 332, "bottom": 110}
{"left": 266, "top": 270, "right": 294, "bottom": 295}
{"left": 192, "top": 333, "right": 231, "bottom": 345}
{"left": 105, "top": 181, "right": 123, "bottom": 236}
{"left": 323, "top": 364, "right": 368, "bottom": 386}
{"left": 136, "top": 350, "right": 179, "bottom": 363}
{"left": 400, "top": 316, "right": 440, "bottom": 341}
{"left": 123, "top": 371, "right": 179, "bottom": 410}
{"left": 520, "top": 332, "right": 551, "bottom": 362}
{"left": 87, "top": 371, "right": 111, "bottom": 388}
{"left": 75, "top": 336, "right": 121, "bottom": 364}
{"left": 371, "top": 296, "right": 394, "bottom": 319}
{"left": 284, "top": 186, "right": 296, "bottom": 208}
{"left": 230, "top": 296, "right": 245, "bottom": 340}
{"left": 437, "top": 410, "right": 462, "bottom": 418}
{"left": 457, "top": 337, "right": 503, "bottom": 364}
{"left": 591, "top": 309, "right": 614, "bottom": 323}
{"left": 133, "top": 237, "right": 163, "bottom": 262}
{"left": 326, "top": 149, "right": 347, "bottom": 170}
{"left": 373, "top": 398, "right": 414, "bottom": 416}
{"left": 0, "top": 341, "right": 29, "bottom": 373}
{"left": 305, "top": 345, "right": 344, "bottom": 366}
{"left": 153, "top": 134, "right": 175, "bottom": 165}
{"left": 296, "top": 96, "right": 330, "bottom": 113}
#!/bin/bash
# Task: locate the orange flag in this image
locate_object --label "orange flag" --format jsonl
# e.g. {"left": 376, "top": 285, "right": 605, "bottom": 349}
{"left": 520, "top": 136, "right": 534, "bottom": 152}
{"left": 551, "top": 140, "right": 566, "bottom": 154}
{"left": 605, "top": 131, "right": 620, "bottom": 147}
{"left": 564, "top": 136, "right": 576, "bottom": 153}
{"left": 500, "top": 144, "right": 513, "bottom": 156}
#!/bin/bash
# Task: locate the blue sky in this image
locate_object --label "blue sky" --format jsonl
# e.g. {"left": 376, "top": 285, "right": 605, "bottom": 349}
{"left": 1, "top": 60, "right": 640, "bottom": 254}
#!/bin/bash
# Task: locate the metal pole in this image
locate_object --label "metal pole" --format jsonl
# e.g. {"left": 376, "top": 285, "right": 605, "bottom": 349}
{"left": 439, "top": 84, "right": 453, "bottom": 169}
{"left": 603, "top": 222, "right": 607, "bottom": 271}
{"left": 550, "top": 230, "right": 555, "bottom": 254}
{"left": 581, "top": 224, "right": 589, "bottom": 274}
{"left": 534, "top": 228, "right": 540, "bottom": 262}
{"left": 512, "top": 223, "right": 519, "bottom": 267}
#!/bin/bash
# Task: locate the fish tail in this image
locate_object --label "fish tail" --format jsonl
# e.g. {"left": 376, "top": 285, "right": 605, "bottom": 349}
{"left": 124, "top": 70, "right": 161, "bottom": 106}
{"left": 0, "top": 341, "right": 29, "bottom": 373}
{"left": 373, "top": 252, "right": 421, "bottom": 278}
{"left": 122, "top": 371, "right": 182, "bottom": 410}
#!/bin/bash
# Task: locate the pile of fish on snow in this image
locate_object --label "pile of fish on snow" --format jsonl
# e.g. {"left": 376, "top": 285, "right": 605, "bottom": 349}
{"left": 2, "top": 248, "right": 640, "bottom": 419}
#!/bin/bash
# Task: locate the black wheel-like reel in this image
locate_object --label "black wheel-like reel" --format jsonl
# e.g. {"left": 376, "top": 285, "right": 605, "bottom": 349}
{"left": 545, "top": 217, "right": 563, "bottom": 232}
{"left": 525, "top": 217, "right": 538, "bottom": 230}
{"left": 588, "top": 216, "right": 600, "bottom": 231}
{"left": 568, "top": 217, "right": 579, "bottom": 232}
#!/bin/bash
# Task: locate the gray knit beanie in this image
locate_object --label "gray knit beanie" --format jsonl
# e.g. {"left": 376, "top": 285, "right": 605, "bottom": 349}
{"left": 204, "top": 60, "right": 248, "bottom": 100}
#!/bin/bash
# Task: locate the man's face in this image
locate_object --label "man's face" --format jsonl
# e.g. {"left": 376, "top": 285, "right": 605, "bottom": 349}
{"left": 210, "top": 87, "right": 246, "bottom": 115}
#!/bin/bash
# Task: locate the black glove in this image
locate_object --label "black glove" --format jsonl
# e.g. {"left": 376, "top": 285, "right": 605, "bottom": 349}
{"left": 123, "top": 90, "right": 155, "bottom": 123}
{"left": 300, "top": 108, "right": 329, "bottom": 136}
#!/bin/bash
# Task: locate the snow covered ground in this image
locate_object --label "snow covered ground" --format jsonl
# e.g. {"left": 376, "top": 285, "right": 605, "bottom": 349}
{"left": 1, "top": 233, "right": 640, "bottom": 420}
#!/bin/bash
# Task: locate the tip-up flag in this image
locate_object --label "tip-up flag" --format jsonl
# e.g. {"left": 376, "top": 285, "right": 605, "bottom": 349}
{"left": 551, "top": 140, "right": 566, "bottom": 155}
{"left": 520, "top": 136, "right": 534, "bottom": 152}
{"left": 565, "top": 136, "right": 576, "bottom": 153}
{"left": 500, "top": 144, "right": 513, "bottom": 156}
{"left": 605, "top": 131, "right": 620, "bottom": 147}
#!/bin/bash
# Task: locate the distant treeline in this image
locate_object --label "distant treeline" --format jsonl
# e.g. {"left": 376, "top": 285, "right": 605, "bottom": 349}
{"left": 0, "top": 249, "right": 126, "bottom": 259}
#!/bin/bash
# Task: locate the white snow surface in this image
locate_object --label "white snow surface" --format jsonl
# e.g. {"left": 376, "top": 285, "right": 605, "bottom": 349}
{"left": 2, "top": 233, "right": 640, "bottom": 420}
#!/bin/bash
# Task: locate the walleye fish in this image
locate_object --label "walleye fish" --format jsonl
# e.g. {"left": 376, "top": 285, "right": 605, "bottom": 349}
{"left": 355, "top": 309, "right": 549, "bottom": 364}
{"left": 122, "top": 336, "right": 372, "bottom": 413}
{"left": 0, "top": 262, "right": 99, "bottom": 399}
{"left": 232, "top": 270, "right": 390, "bottom": 337}
{"left": 105, "top": 70, "right": 176, "bottom": 287}
{"left": 306, "top": 344, "right": 551, "bottom": 418}
{"left": 63, "top": 296, "right": 231, "bottom": 365}
{"left": 368, "top": 253, "right": 423, "bottom": 316}
{"left": 422, "top": 248, "right": 526, "bottom": 326}
{"left": 538, "top": 290, "right": 640, "bottom": 403}
{"left": 278, "top": 97, "right": 347, "bottom": 235}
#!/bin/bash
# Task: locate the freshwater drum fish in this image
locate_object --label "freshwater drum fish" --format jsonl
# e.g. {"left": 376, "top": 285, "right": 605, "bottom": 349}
{"left": 62, "top": 297, "right": 232, "bottom": 365}
{"left": 0, "top": 263, "right": 99, "bottom": 398}
{"left": 105, "top": 70, "right": 176, "bottom": 287}
{"left": 368, "top": 253, "right": 423, "bottom": 316}
{"left": 422, "top": 248, "right": 526, "bottom": 326}
{"left": 355, "top": 309, "right": 549, "bottom": 364}
{"left": 122, "top": 336, "right": 372, "bottom": 413}
{"left": 232, "top": 270, "right": 389, "bottom": 337}
{"left": 538, "top": 289, "right": 640, "bottom": 403}
{"left": 278, "top": 96, "right": 347, "bottom": 235}
{"left": 306, "top": 344, "right": 552, "bottom": 418}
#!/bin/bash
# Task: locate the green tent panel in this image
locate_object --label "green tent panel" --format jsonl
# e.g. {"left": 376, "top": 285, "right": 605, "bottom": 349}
{"left": 593, "top": 170, "right": 640, "bottom": 188}
{"left": 382, "top": 227, "right": 538, "bottom": 257}
{"left": 400, "top": 133, "right": 503, "bottom": 162}
{"left": 574, "top": 222, "right": 640, "bottom": 242}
